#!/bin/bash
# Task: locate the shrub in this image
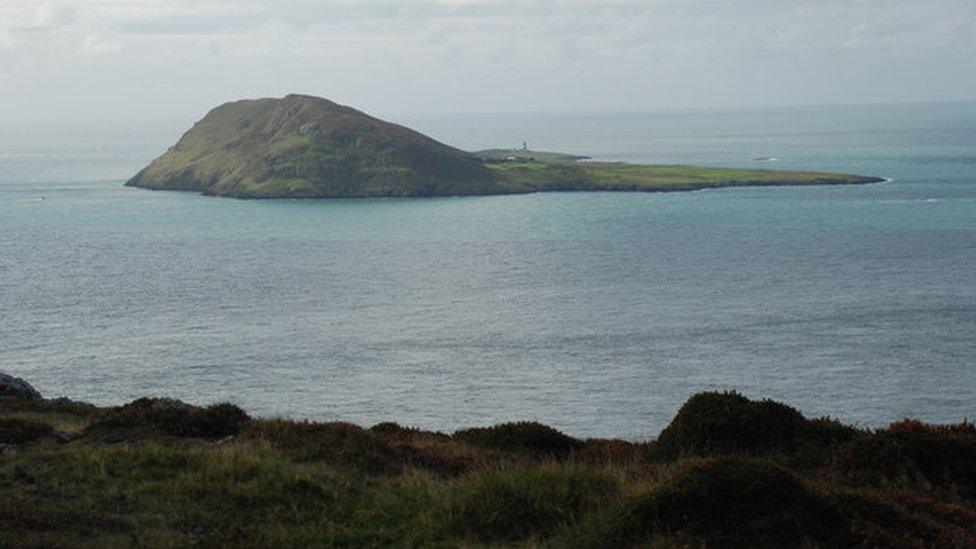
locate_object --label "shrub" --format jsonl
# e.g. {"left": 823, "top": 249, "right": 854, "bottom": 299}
{"left": 0, "top": 396, "right": 98, "bottom": 417}
{"left": 369, "top": 425, "right": 495, "bottom": 476}
{"left": 445, "top": 465, "right": 618, "bottom": 542}
{"left": 805, "top": 415, "right": 861, "bottom": 445}
{"left": 617, "top": 456, "right": 848, "bottom": 547}
{"left": 453, "top": 421, "right": 583, "bottom": 458}
{"left": 832, "top": 419, "right": 976, "bottom": 498}
{"left": 84, "top": 398, "right": 250, "bottom": 441}
{"left": 653, "top": 391, "right": 856, "bottom": 460}
{"left": 822, "top": 489, "right": 948, "bottom": 547}
{"left": 242, "top": 419, "right": 403, "bottom": 475}
{"left": 790, "top": 416, "right": 861, "bottom": 468}
{"left": 576, "top": 438, "right": 643, "bottom": 465}
{"left": 880, "top": 489, "right": 976, "bottom": 541}
{"left": 370, "top": 422, "right": 408, "bottom": 435}
{"left": 0, "top": 418, "right": 55, "bottom": 444}
{"left": 369, "top": 422, "right": 450, "bottom": 441}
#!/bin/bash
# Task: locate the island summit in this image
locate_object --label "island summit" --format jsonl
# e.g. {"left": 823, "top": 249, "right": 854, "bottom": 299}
{"left": 126, "top": 94, "right": 884, "bottom": 199}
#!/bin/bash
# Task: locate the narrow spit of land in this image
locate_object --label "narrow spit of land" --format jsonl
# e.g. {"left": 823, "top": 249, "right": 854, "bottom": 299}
{"left": 476, "top": 148, "right": 883, "bottom": 194}
{"left": 2, "top": 374, "right": 974, "bottom": 547}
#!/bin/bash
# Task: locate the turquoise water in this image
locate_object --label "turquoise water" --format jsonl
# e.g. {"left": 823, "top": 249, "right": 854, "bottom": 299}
{"left": 1, "top": 102, "right": 974, "bottom": 439}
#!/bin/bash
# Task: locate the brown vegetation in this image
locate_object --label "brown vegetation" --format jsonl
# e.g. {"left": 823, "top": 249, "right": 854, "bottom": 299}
{"left": 1, "top": 390, "right": 974, "bottom": 547}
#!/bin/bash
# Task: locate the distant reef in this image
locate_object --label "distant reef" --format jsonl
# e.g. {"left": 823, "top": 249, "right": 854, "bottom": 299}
{"left": 127, "top": 94, "right": 885, "bottom": 199}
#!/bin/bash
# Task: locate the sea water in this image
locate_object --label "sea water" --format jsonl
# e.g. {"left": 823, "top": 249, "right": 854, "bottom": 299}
{"left": 1, "top": 102, "right": 974, "bottom": 439}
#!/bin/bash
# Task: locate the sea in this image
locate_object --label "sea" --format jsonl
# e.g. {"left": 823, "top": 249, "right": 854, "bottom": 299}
{"left": 1, "top": 101, "right": 974, "bottom": 440}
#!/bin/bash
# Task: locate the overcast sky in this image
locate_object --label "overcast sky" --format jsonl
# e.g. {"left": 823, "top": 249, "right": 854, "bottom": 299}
{"left": 1, "top": 0, "right": 974, "bottom": 119}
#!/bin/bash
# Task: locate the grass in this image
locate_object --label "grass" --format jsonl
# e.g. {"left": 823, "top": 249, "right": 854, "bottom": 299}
{"left": 241, "top": 419, "right": 404, "bottom": 475}
{"left": 83, "top": 397, "right": 250, "bottom": 441}
{"left": 0, "top": 417, "right": 54, "bottom": 444}
{"left": 1, "top": 391, "right": 974, "bottom": 547}
{"left": 484, "top": 159, "right": 882, "bottom": 193}
{"left": 444, "top": 464, "right": 618, "bottom": 542}
{"left": 594, "top": 456, "right": 848, "bottom": 547}
{"left": 453, "top": 421, "right": 583, "bottom": 458}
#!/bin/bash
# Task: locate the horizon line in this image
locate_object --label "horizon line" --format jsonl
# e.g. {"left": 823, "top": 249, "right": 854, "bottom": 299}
{"left": 3, "top": 97, "right": 974, "bottom": 124}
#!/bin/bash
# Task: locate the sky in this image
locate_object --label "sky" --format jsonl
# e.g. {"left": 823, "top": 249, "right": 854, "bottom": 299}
{"left": 1, "top": 0, "right": 974, "bottom": 119}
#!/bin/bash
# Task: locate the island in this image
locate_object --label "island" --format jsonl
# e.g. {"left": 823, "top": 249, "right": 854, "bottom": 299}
{"left": 126, "top": 94, "right": 884, "bottom": 198}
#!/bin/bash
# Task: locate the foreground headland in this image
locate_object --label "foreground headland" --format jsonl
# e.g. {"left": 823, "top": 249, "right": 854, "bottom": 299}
{"left": 2, "top": 372, "right": 974, "bottom": 546}
{"left": 126, "top": 94, "right": 884, "bottom": 199}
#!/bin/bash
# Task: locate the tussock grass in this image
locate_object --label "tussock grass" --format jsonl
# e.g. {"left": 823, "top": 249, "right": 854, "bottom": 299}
{"left": 84, "top": 398, "right": 250, "bottom": 441}
{"left": 832, "top": 419, "right": 976, "bottom": 498}
{"left": 453, "top": 421, "right": 583, "bottom": 458}
{"left": 1, "top": 392, "right": 974, "bottom": 546}
{"left": 0, "top": 417, "right": 54, "bottom": 444}
{"left": 0, "top": 397, "right": 99, "bottom": 433}
{"left": 241, "top": 419, "right": 404, "bottom": 474}
{"left": 619, "top": 457, "right": 848, "bottom": 547}
{"left": 444, "top": 464, "right": 619, "bottom": 542}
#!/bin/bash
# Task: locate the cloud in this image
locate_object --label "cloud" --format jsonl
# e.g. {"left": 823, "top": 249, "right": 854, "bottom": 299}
{"left": 79, "top": 35, "right": 122, "bottom": 56}
{"left": 0, "top": 0, "right": 973, "bottom": 118}
{"left": 32, "top": 1, "right": 76, "bottom": 28}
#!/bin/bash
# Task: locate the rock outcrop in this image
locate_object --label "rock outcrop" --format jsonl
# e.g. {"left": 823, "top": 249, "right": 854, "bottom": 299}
{"left": 0, "top": 372, "right": 41, "bottom": 400}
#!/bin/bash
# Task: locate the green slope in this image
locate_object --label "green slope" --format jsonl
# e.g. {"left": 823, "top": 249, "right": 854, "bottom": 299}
{"left": 126, "top": 94, "right": 505, "bottom": 198}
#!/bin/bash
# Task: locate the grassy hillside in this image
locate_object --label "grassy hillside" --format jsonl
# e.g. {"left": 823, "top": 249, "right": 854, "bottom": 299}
{"left": 126, "top": 94, "right": 505, "bottom": 198}
{"left": 2, "top": 390, "right": 974, "bottom": 547}
{"left": 127, "top": 95, "right": 884, "bottom": 198}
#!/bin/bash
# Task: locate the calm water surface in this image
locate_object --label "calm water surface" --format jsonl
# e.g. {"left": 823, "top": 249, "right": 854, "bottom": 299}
{"left": 1, "top": 102, "right": 974, "bottom": 439}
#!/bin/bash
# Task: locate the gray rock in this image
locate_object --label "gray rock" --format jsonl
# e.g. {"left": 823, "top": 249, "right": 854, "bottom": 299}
{"left": 0, "top": 372, "right": 41, "bottom": 400}
{"left": 52, "top": 432, "right": 73, "bottom": 444}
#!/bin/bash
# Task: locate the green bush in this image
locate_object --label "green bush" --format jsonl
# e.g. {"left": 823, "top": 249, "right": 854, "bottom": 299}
{"left": 453, "top": 421, "right": 582, "bottom": 458}
{"left": 242, "top": 419, "right": 403, "bottom": 475}
{"left": 0, "top": 417, "right": 54, "bottom": 444}
{"left": 617, "top": 456, "right": 848, "bottom": 547}
{"left": 369, "top": 422, "right": 449, "bottom": 440}
{"left": 833, "top": 419, "right": 976, "bottom": 498}
{"left": 369, "top": 421, "right": 408, "bottom": 435}
{"left": 84, "top": 398, "right": 250, "bottom": 441}
{"left": 653, "top": 391, "right": 857, "bottom": 460}
{"left": 0, "top": 396, "right": 98, "bottom": 417}
{"left": 821, "top": 489, "right": 943, "bottom": 547}
{"left": 577, "top": 438, "right": 643, "bottom": 464}
{"left": 790, "top": 416, "right": 861, "bottom": 468}
{"left": 445, "top": 465, "right": 618, "bottom": 542}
